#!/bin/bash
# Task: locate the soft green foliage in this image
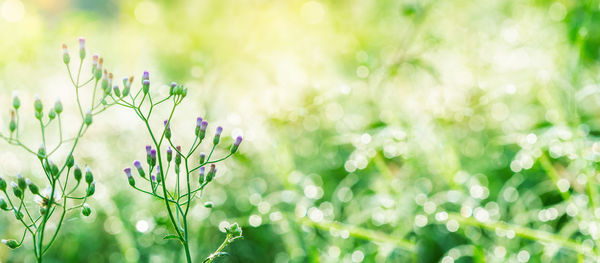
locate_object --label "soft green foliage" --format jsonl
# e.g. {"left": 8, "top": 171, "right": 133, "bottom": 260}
{"left": 3, "top": 0, "right": 600, "bottom": 262}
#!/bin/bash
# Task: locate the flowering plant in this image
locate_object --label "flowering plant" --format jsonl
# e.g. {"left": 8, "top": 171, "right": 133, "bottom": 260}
{"left": 0, "top": 38, "right": 113, "bottom": 262}
{"left": 116, "top": 72, "right": 244, "bottom": 262}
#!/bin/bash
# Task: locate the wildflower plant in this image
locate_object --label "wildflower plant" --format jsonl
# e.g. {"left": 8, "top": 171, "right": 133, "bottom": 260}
{"left": 0, "top": 38, "right": 116, "bottom": 262}
{"left": 113, "top": 73, "right": 244, "bottom": 261}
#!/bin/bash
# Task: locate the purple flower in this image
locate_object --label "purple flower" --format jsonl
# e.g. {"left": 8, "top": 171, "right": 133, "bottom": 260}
{"left": 215, "top": 126, "right": 223, "bottom": 136}
{"left": 143, "top": 71, "right": 149, "bottom": 80}
{"left": 164, "top": 120, "right": 170, "bottom": 128}
{"left": 124, "top": 168, "right": 132, "bottom": 178}
{"left": 234, "top": 136, "right": 243, "bottom": 146}
{"left": 196, "top": 117, "right": 203, "bottom": 127}
{"left": 167, "top": 147, "right": 172, "bottom": 154}
{"left": 199, "top": 166, "right": 205, "bottom": 175}
{"left": 145, "top": 145, "right": 152, "bottom": 155}
{"left": 133, "top": 160, "right": 142, "bottom": 170}
{"left": 78, "top": 37, "right": 85, "bottom": 49}
{"left": 150, "top": 149, "right": 157, "bottom": 160}
{"left": 151, "top": 174, "right": 156, "bottom": 182}
{"left": 171, "top": 82, "right": 177, "bottom": 88}
{"left": 200, "top": 121, "right": 208, "bottom": 132}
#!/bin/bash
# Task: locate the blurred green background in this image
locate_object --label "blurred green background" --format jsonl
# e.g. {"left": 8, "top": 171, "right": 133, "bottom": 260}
{"left": 2, "top": 0, "right": 600, "bottom": 262}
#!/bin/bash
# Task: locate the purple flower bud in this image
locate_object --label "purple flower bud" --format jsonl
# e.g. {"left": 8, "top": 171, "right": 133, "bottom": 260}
{"left": 201, "top": 121, "right": 208, "bottom": 131}
{"left": 150, "top": 149, "right": 157, "bottom": 163}
{"left": 151, "top": 174, "right": 156, "bottom": 182}
{"left": 167, "top": 147, "right": 173, "bottom": 162}
{"left": 79, "top": 37, "right": 85, "bottom": 49}
{"left": 230, "top": 136, "right": 243, "bottom": 154}
{"left": 145, "top": 145, "right": 152, "bottom": 155}
{"left": 171, "top": 82, "right": 177, "bottom": 88}
{"left": 199, "top": 152, "right": 206, "bottom": 164}
{"left": 213, "top": 126, "right": 223, "bottom": 145}
{"left": 133, "top": 160, "right": 145, "bottom": 178}
{"left": 143, "top": 71, "right": 149, "bottom": 80}
{"left": 206, "top": 164, "right": 216, "bottom": 182}
{"left": 175, "top": 146, "right": 182, "bottom": 166}
{"left": 164, "top": 120, "right": 169, "bottom": 127}
{"left": 196, "top": 117, "right": 203, "bottom": 127}
{"left": 124, "top": 168, "right": 132, "bottom": 178}
{"left": 199, "top": 166, "right": 206, "bottom": 184}
{"left": 78, "top": 37, "right": 86, "bottom": 59}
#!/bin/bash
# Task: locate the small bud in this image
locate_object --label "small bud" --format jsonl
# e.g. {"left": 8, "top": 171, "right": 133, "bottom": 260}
{"left": 134, "top": 160, "right": 145, "bottom": 178}
{"left": 12, "top": 92, "right": 20, "bottom": 110}
{"left": 0, "top": 197, "right": 7, "bottom": 210}
{"left": 37, "top": 145, "right": 46, "bottom": 160}
{"left": 50, "top": 162, "right": 59, "bottom": 178}
{"left": 113, "top": 85, "right": 121, "bottom": 97}
{"left": 81, "top": 203, "right": 91, "bottom": 216}
{"left": 66, "top": 154, "right": 74, "bottom": 168}
{"left": 0, "top": 176, "right": 6, "bottom": 192}
{"left": 146, "top": 146, "right": 153, "bottom": 166}
{"left": 156, "top": 166, "right": 162, "bottom": 184}
{"left": 199, "top": 166, "right": 205, "bottom": 184}
{"left": 85, "top": 167, "right": 94, "bottom": 184}
{"left": 92, "top": 54, "right": 99, "bottom": 74}
{"left": 213, "top": 126, "right": 223, "bottom": 145}
{"left": 14, "top": 210, "right": 23, "bottom": 220}
{"left": 181, "top": 87, "right": 188, "bottom": 98}
{"left": 206, "top": 164, "right": 216, "bottom": 183}
{"left": 151, "top": 174, "right": 156, "bottom": 183}
{"left": 34, "top": 95, "right": 43, "bottom": 113}
{"left": 26, "top": 179, "right": 39, "bottom": 195}
{"left": 197, "top": 120, "right": 208, "bottom": 140}
{"left": 86, "top": 182, "right": 95, "bottom": 196}
{"left": 167, "top": 147, "right": 173, "bottom": 162}
{"left": 230, "top": 136, "right": 243, "bottom": 154}
{"left": 16, "top": 174, "right": 26, "bottom": 190}
{"left": 11, "top": 182, "right": 22, "bottom": 199}
{"left": 124, "top": 168, "right": 135, "bottom": 187}
{"left": 73, "top": 164, "right": 82, "bottom": 181}
{"left": 48, "top": 109, "right": 56, "bottom": 120}
{"left": 195, "top": 117, "right": 203, "bottom": 136}
{"left": 9, "top": 110, "right": 16, "bottom": 133}
{"left": 150, "top": 149, "right": 157, "bottom": 166}
{"left": 175, "top": 146, "right": 182, "bottom": 166}
{"left": 122, "top": 77, "right": 131, "bottom": 97}
{"left": 101, "top": 70, "right": 109, "bottom": 93}
{"left": 199, "top": 152, "right": 206, "bottom": 164}
{"left": 105, "top": 73, "right": 114, "bottom": 96}
{"left": 54, "top": 99, "right": 63, "bottom": 114}
{"left": 94, "top": 58, "right": 103, "bottom": 80}
{"left": 78, "top": 37, "right": 86, "bottom": 60}
{"left": 226, "top": 223, "right": 243, "bottom": 237}
{"left": 84, "top": 110, "right": 93, "bottom": 126}
{"left": 164, "top": 120, "right": 171, "bottom": 139}
{"left": 169, "top": 82, "right": 177, "bottom": 96}
{"left": 1, "top": 239, "right": 19, "bottom": 249}
{"left": 204, "top": 201, "right": 213, "bottom": 208}
{"left": 62, "top": 44, "right": 70, "bottom": 64}
{"left": 142, "top": 79, "right": 150, "bottom": 94}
